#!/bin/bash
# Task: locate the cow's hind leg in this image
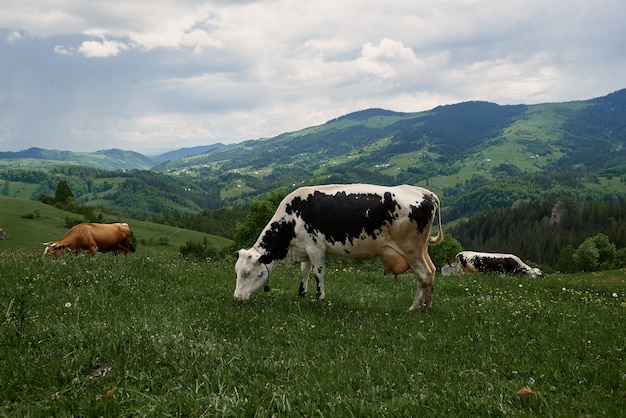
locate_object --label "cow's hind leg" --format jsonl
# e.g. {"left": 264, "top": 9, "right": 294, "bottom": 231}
{"left": 408, "top": 258, "right": 435, "bottom": 311}
{"left": 423, "top": 249, "right": 436, "bottom": 308}
{"left": 298, "top": 261, "right": 312, "bottom": 297}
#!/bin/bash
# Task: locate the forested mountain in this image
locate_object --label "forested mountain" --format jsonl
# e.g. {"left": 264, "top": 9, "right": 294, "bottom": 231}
{"left": 1, "top": 89, "right": 625, "bottom": 229}
{"left": 152, "top": 89, "right": 626, "bottom": 216}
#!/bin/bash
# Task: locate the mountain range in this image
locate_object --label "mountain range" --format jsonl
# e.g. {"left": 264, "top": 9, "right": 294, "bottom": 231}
{"left": 1, "top": 89, "right": 625, "bottom": 222}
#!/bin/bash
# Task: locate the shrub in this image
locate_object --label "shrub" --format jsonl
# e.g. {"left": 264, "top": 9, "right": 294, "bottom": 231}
{"left": 573, "top": 238, "right": 600, "bottom": 271}
{"left": 428, "top": 233, "right": 463, "bottom": 269}
{"left": 179, "top": 237, "right": 219, "bottom": 261}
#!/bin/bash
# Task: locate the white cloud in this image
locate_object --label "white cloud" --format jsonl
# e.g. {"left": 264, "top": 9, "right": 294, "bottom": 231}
{"left": 0, "top": 0, "right": 222, "bottom": 53}
{"left": 53, "top": 44, "right": 73, "bottom": 55}
{"left": 78, "top": 39, "right": 129, "bottom": 58}
{"left": 182, "top": 29, "right": 223, "bottom": 54}
{"left": 6, "top": 31, "right": 22, "bottom": 42}
{"left": 356, "top": 38, "right": 425, "bottom": 80}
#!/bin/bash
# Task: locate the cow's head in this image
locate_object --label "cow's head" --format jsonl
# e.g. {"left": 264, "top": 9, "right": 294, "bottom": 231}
{"left": 530, "top": 267, "right": 543, "bottom": 278}
{"left": 42, "top": 242, "right": 66, "bottom": 257}
{"left": 234, "top": 248, "right": 270, "bottom": 301}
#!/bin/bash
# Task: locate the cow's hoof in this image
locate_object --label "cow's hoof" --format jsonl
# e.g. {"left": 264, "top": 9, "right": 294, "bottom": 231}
{"left": 408, "top": 304, "right": 428, "bottom": 311}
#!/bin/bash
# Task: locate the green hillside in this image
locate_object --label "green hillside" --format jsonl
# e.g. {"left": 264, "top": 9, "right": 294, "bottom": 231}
{"left": 1, "top": 89, "right": 626, "bottom": 223}
{"left": 0, "top": 167, "right": 218, "bottom": 219}
{"left": 153, "top": 90, "right": 626, "bottom": 217}
{"left": 0, "top": 148, "right": 155, "bottom": 171}
{"left": 0, "top": 197, "right": 233, "bottom": 255}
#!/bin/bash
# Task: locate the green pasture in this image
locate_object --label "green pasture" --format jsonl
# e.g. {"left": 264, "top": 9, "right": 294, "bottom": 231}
{"left": 0, "top": 246, "right": 624, "bottom": 416}
{"left": 1, "top": 181, "right": 40, "bottom": 200}
{"left": 583, "top": 176, "right": 626, "bottom": 198}
{"left": 0, "top": 197, "right": 233, "bottom": 254}
{"left": 507, "top": 102, "right": 587, "bottom": 141}
{"left": 0, "top": 158, "right": 71, "bottom": 171}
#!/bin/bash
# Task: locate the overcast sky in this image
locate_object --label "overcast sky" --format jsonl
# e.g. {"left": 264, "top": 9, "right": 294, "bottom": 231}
{"left": 1, "top": 1, "right": 624, "bottom": 155}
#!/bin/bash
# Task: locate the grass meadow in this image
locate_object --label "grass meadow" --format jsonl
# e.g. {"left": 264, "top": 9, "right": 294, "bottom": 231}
{"left": 0, "top": 196, "right": 232, "bottom": 255}
{"left": 1, "top": 248, "right": 624, "bottom": 416}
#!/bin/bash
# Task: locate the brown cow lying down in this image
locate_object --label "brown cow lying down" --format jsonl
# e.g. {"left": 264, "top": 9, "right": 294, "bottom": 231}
{"left": 43, "top": 223, "right": 135, "bottom": 257}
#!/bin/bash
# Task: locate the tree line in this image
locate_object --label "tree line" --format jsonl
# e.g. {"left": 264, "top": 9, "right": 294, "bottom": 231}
{"left": 446, "top": 197, "right": 626, "bottom": 272}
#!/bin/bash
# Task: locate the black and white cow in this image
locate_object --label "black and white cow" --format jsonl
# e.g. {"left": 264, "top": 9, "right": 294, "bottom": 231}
{"left": 234, "top": 184, "right": 443, "bottom": 311}
{"left": 450, "top": 251, "right": 543, "bottom": 278}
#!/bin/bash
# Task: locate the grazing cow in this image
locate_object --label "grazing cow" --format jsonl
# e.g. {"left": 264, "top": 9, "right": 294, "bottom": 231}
{"left": 234, "top": 184, "right": 443, "bottom": 311}
{"left": 450, "top": 251, "right": 542, "bottom": 278}
{"left": 43, "top": 223, "right": 135, "bottom": 257}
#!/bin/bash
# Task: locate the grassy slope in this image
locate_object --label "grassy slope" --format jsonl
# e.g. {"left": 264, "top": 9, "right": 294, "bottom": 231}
{"left": 1, "top": 181, "right": 41, "bottom": 200}
{"left": 0, "top": 197, "right": 233, "bottom": 254}
{"left": 0, "top": 159, "right": 73, "bottom": 171}
{"left": 0, "top": 150, "right": 154, "bottom": 171}
{"left": 413, "top": 102, "right": 626, "bottom": 201}
{"left": 206, "top": 100, "right": 626, "bottom": 202}
{"left": 0, "top": 250, "right": 623, "bottom": 416}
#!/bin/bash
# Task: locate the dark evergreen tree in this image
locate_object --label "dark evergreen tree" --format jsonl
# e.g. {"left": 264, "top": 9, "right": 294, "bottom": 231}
{"left": 54, "top": 180, "right": 74, "bottom": 205}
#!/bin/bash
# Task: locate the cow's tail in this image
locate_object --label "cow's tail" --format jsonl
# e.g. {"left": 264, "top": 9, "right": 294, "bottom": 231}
{"left": 428, "top": 196, "right": 443, "bottom": 244}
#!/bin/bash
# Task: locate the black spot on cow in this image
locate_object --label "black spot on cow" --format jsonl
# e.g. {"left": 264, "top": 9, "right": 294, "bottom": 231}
{"left": 258, "top": 219, "right": 296, "bottom": 264}
{"left": 298, "top": 281, "right": 307, "bottom": 297}
{"left": 285, "top": 190, "right": 400, "bottom": 245}
{"left": 408, "top": 194, "right": 435, "bottom": 234}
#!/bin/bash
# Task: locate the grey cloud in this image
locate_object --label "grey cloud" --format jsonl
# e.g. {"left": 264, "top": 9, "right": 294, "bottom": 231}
{"left": 0, "top": 1, "right": 625, "bottom": 153}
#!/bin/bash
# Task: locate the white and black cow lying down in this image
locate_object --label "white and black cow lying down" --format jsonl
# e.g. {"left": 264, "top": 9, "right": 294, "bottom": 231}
{"left": 234, "top": 184, "right": 443, "bottom": 311}
{"left": 448, "top": 251, "right": 543, "bottom": 278}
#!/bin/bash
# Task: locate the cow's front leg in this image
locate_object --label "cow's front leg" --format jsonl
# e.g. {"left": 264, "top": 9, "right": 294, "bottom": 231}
{"left": 298, "top": 261, "right": 312, "bottom": 297}
{"left": 313, "top": 263, "right": 325, "bottom": 300}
